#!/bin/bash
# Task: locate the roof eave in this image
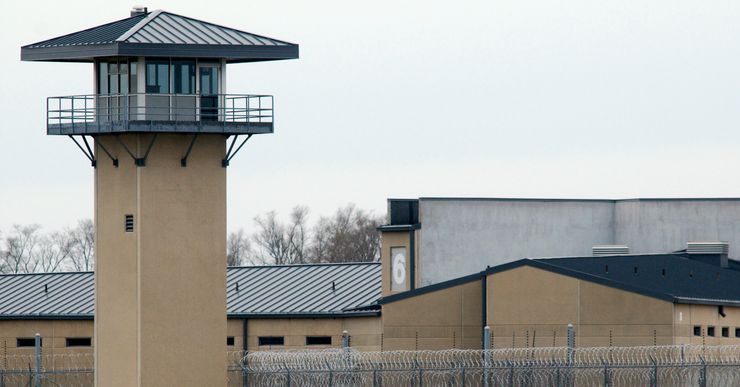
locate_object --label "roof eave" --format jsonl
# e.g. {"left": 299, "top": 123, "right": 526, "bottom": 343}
{"left": 227, "top": 311, "right": 380, "bottom": 319}
{"left": 0, "top": 314, "right": 93, "bottom": 321}
{"left": 21, "top": 42, "right": 299, "bottom": 63}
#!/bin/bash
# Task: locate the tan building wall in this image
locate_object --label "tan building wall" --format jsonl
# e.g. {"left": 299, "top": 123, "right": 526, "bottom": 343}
{"left": 487, "top": 266, "right": 676, "bottom": 348}
{"left": 380, "top": 230, "right": 412, "bottom": 296}
{"left": 1, "top": 316, "right": 381, "bottom": 362}
{"left": 674, "top": 304, "right": 740, "bottom": 345}
{"left": 382, "top": 279, "right": 483, "bottom": 350}
{"left": 243, "top": 316, "right": 381, "bottom": 352}
{"left": 95, "top": 133, "right": 227, "bottom": 386}
{"left": 0, "top": 320, "right": 94, "bottom": 358}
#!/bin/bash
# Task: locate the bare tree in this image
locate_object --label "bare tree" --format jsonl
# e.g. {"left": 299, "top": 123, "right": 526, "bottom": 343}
{"left": 227, "top": 229, "right": 256, "bottom": 266}
{"left": 1, "top": 224, "right": 42, "bottom": 274}
{"left": 252, "top": 206, "right": 310, "bottom": 265}
{"left": 311, "top": 204, "right": 383, "bottom": 263}
{"left": 68, "top": 219, "right": 95, "bottom": 271}
{"left": 36, "top": 232, "right": 74, "bottom": 273}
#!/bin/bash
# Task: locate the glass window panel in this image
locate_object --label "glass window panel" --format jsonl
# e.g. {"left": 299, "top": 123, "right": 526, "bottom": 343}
{"left": 129, "top": 62, "right": 138, "bottom": 93}
{"left": 173, "top": 61, "right": 195, "bottom": 94}
{"left": 146, "top": 61, "right": 169, "bottom": 94}
{"left": 98, "top": 62, "right": 108, "bottom": 94}
{"left": 120, "top": 74, "right": 128, "bottom": 94}
{"left": 157, "top": 64, "right": 169, "bottom": 93}
{"left": 109, "top": 74, "right": 118, "bottom": 94}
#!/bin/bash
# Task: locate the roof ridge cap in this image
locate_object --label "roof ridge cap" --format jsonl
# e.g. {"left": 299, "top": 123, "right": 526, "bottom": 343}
{"left": 116, "top": 9, "right": 163, "bottom": 42}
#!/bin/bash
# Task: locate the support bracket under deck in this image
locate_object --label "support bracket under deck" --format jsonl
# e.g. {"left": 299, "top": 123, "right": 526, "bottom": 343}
{"left": 222, "top": 134, "right": 252, "bottom": 167}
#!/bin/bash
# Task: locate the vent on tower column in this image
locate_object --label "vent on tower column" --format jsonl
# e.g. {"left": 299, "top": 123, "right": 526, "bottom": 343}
{"left": 125, "top": 215, "right": 134, "bottom": 232}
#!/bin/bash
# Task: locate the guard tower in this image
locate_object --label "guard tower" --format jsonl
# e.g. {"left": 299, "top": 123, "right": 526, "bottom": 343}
{"left": 21, "top": 8, "right": 298, "bottom": 386}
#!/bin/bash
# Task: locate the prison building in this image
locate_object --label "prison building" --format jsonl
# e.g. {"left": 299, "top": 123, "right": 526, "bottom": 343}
{"left": 378, "top": 249, "right": 740, "bottom": 350}
{"left": 0, "top": 263, "right": 382, "bottom": 357}
{"left": 380, "top": 197, "right": 740, "bottom": 288}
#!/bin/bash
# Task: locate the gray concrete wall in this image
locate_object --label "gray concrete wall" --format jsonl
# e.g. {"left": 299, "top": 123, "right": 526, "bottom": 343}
{"left": 418, "top": 198, "right": 740, "bottom": 286}
{"left": 418, "top": 199, "right": 616, "bottom": 286}
{"left": 615, "top": 199, "right": 740, "bottom": 257}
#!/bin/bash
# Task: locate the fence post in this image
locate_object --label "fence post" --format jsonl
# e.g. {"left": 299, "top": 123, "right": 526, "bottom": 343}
{"left": 603, "top": 362, "right": 609, "bottom": 387}
{"left": 484, "top": 326, "right": 491, "bottom": 387}
{"left": 650, "top": 356, "right": 657, "bottom": 387}
{"left": 566, "top": 324, "right": 574, "bottom": 387}
{"left": 34, "top": 333, "right": 41, "bottom": 387}
{"left": 342, "top": 330, "right": 349, "bottom": 349}
{"left": 699, "top": 356, "right": 707, "bottom": 387}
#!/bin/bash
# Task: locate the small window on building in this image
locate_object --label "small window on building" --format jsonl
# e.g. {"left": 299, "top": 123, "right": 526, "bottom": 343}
{"left": 66, "top": 337, "right": 92, "bottom": 347}
{"left": 227, "top": 336, "right": 235, "bottom": 346}
{"left": 722, "top": 327, "right": 729, "bottom": 338}
{"left": 661, "top": 268, "right": 666, "bottom": 276}
{"left": 146, "top": 61, "right": 170, "bottom": 93}
{"left": 16, "top": 338, "right": 39, "bottom": 347}
{"left": 707, "top": 326, "right": 715, "bottom": 337}
{"left": 735, "top": 328, "right": 740, "bottom": 338}
{"left": 604, "top": 265, "right": 608, "bottom": 273}
{"left": 306, "top": 336, "right": 332, "bottom": 346}
{"left": 258, "top": 336, "right": 284, "bottom": 346}
{"left": 633, "top": 267, "right": 638, "bottom": 274}
{"left": 693, "top": 326, "right": 701, "bottom": 336}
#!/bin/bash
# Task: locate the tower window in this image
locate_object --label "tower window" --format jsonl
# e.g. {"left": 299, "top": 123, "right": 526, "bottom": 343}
{"left": 693, "top": 326, "right": 701, "bottom": 336}
{"left": 226, "top": 336, "right": 235, "bottom": 346}
{"left": 146, "top": 61, "right": 170, "bottom": 93}
{"left": 173, "top": 60, "right": 195, "bottom": 94}
{"left": 306, "top": 336, "right": 332, "bottom": 346}
{"left": 707, "top": 326, "right": 715, "bottom": 337}
{"left": 125, "top": 215, "right": 134, "bottom": 232}
{"left": 258, "top": 336, "right": 284, "bottom": 346}
{"left": 66, "top": 337, "right": 92, "bottom": 347}
{"left": 722, "top": 327, "right": 729, "bottom": 338}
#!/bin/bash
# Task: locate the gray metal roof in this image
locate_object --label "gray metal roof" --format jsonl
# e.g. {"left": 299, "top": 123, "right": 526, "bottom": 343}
{"left": 227, "top": 263, "right": 381, "bottom": 317}
{"left": 21, "top": 10, "right": 298, "bottom": 63}
{"left": 0, "top": 272, "right": 94, "bottom": 319}
{"left": 0, "top": 263, "right": 380, "bottom": 319}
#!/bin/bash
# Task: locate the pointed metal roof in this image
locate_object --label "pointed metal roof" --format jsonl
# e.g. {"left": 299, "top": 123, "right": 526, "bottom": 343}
{"left": 21, "top": 10, "right": 298, "bottom": 63}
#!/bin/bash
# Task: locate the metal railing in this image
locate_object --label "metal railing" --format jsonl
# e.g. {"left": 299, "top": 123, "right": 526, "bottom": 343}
{"left": 46, "top": 93, "right": 273, "bottom": 130}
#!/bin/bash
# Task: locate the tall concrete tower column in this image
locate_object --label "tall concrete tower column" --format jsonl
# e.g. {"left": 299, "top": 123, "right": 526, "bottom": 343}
{"left": 22, "top": 8, "right": 298, "bottom": 386}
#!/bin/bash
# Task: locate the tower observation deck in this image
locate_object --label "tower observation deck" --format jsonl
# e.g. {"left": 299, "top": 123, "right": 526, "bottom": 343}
{"left": 22, "top": 8, "right": 298, "bottom": 386}
{"left": 23, "top": 8, "right": 298, "bottom": 163}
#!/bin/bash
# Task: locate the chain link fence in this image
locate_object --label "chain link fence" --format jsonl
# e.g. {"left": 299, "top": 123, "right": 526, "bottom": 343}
{"left": 0, "top": 353, "right": 93, "bottom": 387}
{"left": 234, "top": 345, "right": 740, "bottom": 387}
{"left": 3, "top": 344, "right": 739, "bottom": 386}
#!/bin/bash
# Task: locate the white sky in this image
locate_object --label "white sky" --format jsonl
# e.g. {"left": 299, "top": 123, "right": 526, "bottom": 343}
{"left": 1, "top": 0, "right": 740, "bottom": 233}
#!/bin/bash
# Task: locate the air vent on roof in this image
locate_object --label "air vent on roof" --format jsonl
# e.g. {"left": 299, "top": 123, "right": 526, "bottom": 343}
{"left": 687, "top": 241, "right": 729, "bottom": 256}
{"left": 131, "top": 6, "right": 148, "bottom": 17}
{"left": 687, "top": 241, "right": 729, "bottom": 268}
{"left": 593, "top": 245, "right": 630, "bottom": 256}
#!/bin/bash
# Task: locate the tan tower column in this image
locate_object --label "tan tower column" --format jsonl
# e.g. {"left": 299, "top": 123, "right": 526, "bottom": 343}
{"left": 95, "top": 134, "right": 227, "bottom": 386}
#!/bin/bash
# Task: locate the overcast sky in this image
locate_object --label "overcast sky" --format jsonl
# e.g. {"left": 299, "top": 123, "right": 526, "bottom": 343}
{"left": 1, "top": 0, "right": 740, "bottom": 233}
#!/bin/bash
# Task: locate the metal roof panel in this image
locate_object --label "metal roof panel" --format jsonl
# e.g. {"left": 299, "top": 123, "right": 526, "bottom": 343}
{"left": 0, "top": 263, "right": 380, "bottom": 318}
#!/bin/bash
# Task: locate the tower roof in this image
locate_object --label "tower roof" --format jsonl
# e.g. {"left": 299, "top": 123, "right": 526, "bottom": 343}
{"left": 21, "top": 10, "right": 298, "bottom": 63}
